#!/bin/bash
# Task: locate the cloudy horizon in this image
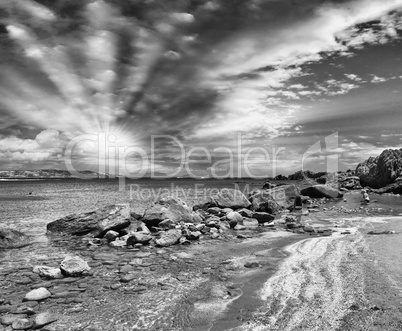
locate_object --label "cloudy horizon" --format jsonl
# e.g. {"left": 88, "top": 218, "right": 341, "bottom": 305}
{"left": 1, "top": 0, "right": 402, "bottom": 178}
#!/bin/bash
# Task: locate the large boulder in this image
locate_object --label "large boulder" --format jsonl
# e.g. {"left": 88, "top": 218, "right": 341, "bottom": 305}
{"left": 47, "top": 204, "right": 131, "bottom": 237}
{"left": 301, "top": 185, "right": 343, "bottom": 199}
{"left": 209, "top": 189, "right": 251, "bottom": 209}
{"left": 251, "top": 185, "right": 299, "bottom": 211}
{"left": 0, "top": 227, "right": 32, "bottom": 249}
{"left": 249, "top": 191, "right": 281, "bottom": 213}
{"left": 143, "top": 198, "right": 193, "bottom": 227}
{"left": 356, "top": 149, "right": 402, "bottom": 188}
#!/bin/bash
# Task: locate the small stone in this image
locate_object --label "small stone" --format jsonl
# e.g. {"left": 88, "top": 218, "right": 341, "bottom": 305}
{"left": 33, "top": 266, "right": 63, "bottom": 279}
{"left": 234, "top": 225, "right": 246, "bottom": 231}
{"left": 120, "top": 274, "right": 136, "bottom": 283}
{"left": 60, "top": 256, "right": 90, "bottom": 277}
{"left": 11, "top": 318, "right": 32, "bottom": 330}
{"left": 10, "top": 306, "right": 35, "bottom": 315}
{"left": 110, "top": 284, "right": 122, "bottom": 290}
{"left": 244, "top": 262, "right": 260, "bottom": 268}
{"left": 24, "top": 288, "right": 51, "bottom": 301}
{"left": 33, "top": 312, "right": 58, "bottom": 329}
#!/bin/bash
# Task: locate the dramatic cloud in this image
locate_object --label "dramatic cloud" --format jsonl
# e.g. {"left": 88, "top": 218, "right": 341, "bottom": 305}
{"left": 0, "top": 0, "right": 402, "bottom": 175}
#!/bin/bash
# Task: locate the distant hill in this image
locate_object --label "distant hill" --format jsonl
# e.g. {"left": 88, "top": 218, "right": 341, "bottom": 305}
{"left": 0, "top": 169, "right": 99, "bottom": 179}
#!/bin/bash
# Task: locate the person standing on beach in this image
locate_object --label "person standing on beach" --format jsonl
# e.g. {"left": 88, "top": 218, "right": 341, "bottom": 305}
{"left": 362, "top": 189, "right": 370, "bottom": 204}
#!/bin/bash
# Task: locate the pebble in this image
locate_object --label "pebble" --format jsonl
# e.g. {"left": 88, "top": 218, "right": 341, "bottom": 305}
{"left": 120, "top": 274, "right": 136, "bottom": 283}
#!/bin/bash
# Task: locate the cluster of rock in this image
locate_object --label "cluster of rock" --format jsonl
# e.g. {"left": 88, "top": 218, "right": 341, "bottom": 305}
{"left": 46, "top": 189, "right": 279, "bottom": 249}
{"left": 0, "top": 256, "right": 90, "bottom": 330}
{"left": 44, "top": 182, "right": 348, "bottom": 251}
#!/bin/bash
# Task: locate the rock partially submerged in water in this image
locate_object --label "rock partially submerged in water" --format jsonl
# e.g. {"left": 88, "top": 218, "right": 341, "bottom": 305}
{"left": 0, "top": 227, "right": 32, "bottom": 249}
{"left": 47, "top": 204, "right": 131, "bottom": 237}
{"left": 143, "top": 197, "right": 194, "bottom": 227}
{"left": 301, "top": 184, "right": 343, "bottom": 199}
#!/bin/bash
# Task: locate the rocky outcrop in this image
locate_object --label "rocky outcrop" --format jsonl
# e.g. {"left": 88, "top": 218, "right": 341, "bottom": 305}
{"left": 301, "top": 185, "right": 343, "bottom": 199}
{"left": 143, "top": 197, "right": 194, "bottom": 227}
{"left": 356, "top": 149, "right": 402, "bottom": 188}
{"left": 0, "top": 227, "right": 32, "bottom": 249}
{"left": 46, "top": 204, "right": 130, "bottom": 237}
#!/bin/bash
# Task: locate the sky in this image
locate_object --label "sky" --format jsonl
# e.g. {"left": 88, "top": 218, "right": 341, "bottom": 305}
{"left": 1, "top": 0, "right": 402, "bottom": 178}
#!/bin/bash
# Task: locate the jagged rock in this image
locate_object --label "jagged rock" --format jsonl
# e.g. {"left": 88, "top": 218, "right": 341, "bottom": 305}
{"left": 143, "top": 198, "right": 194, "bottom": 227}
{"left": 126, "top": 232, "right": 152, "bottom": 246}
{"left": 252, "top": 212, "right": 275, "bottom": 224}
{"left": 301, "top": 185, "right": 343, "bottom": 199}
{"left": 209, "top": 189, "right": 251, "bottom": 209}
{"left": 0, "top": 227, "right": 32, "bottom": 249}
{"left": 104, "top": 230, "right": 119, "bottom": 243}
{"left": 24, "top": 287, "right": 51, "bottom": 301}
{"left": 155, "top": 229, "right": 182, "bottom": 247}
{"left": 60, "top": 256, "right": 90, "bottom": 277}
{"left": 33, "top": 266, "right": 63, "bottom": 279}
{"left": 356, "top": 149, "right": 402, "bottom": 188}
{"left": 47, "top": 204, "right": 130, "bottom": 237}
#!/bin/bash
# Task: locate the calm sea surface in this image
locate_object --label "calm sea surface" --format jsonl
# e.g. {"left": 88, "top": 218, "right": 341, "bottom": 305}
{"left": 0, "top": 178, "right": 264, "bottom": 239}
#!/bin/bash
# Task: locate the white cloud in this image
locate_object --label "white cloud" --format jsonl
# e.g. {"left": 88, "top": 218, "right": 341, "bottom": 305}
{"left": 371, "top": 75, "right": 387, "bottom": 83}
{"left": 345, "top": 74, "right": 362, "bottom": 82}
